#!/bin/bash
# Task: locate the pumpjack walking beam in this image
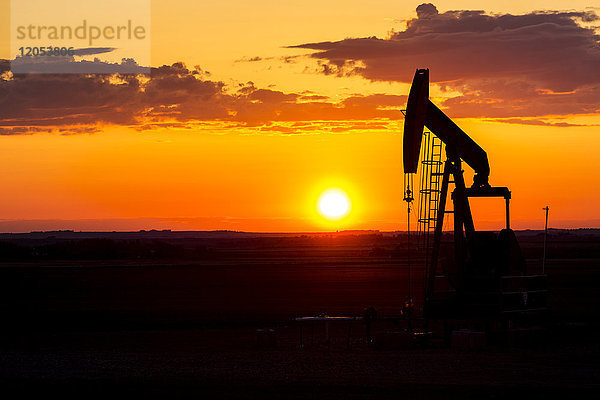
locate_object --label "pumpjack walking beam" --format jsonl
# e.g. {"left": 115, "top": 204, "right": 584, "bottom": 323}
{"left": 403, "top": 69, "right": 490, "bottom": 189}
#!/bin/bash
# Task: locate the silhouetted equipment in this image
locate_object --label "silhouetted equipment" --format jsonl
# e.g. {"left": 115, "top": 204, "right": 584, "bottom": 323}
{"left": 403, "top": 68, "right": 547, "bottom": 321}
{"left": 402, "top": 172, "right": 415, "bottom": 326}
{"left": 542, "top": 206, "right": 549, "bottom": 274}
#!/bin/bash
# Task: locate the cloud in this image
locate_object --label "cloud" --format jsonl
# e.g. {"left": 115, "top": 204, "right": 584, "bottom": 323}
{"left": 489, "top": 118, "right": 600, "bottom": 128}
{"left": 11, "top": 55, "right": 148, "bottom": 74}
{"left": 292, "top": 3, "right": 600, "bottom": 118}
{"left": 71, "top": 47, "right": 117, "bottom": 56}
{"left": 234, "top": 56, "right": 264, "bottom": 62}
{"left": 0, "top": 61, "right": 405, "bottom": 134}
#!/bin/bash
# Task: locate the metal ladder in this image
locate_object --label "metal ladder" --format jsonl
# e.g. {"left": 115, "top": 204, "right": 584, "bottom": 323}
{"left": 417, "top": 132, "right": 444, "bottom": 250}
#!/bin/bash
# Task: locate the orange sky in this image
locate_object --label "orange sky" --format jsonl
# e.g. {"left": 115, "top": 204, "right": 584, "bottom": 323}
{"left": 0, "top": 1, "right": 599, "bottom": 232}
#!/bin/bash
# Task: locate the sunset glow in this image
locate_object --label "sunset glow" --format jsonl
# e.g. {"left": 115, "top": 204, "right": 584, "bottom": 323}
{"left": 0, "top": 1, "right": 598, "bottom": 232}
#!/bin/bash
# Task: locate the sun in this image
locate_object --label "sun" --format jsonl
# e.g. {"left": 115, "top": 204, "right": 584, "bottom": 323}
{"left": 317, "top": 188, "right": 351, "bottom": 220}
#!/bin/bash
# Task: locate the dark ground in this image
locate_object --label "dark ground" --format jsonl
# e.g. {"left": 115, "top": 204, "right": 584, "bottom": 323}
{"left": 0, "top": 230, "right": 598, "bottom": 398}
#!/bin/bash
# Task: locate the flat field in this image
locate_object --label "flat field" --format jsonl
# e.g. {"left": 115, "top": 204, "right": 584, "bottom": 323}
{"left": 0, "top": 231, "right": 598, "bottom": 398}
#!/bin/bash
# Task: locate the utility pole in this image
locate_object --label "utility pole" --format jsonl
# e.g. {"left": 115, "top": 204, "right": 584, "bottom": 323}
{"left": 542, "top": 206, "right": 549, "bottom": 274}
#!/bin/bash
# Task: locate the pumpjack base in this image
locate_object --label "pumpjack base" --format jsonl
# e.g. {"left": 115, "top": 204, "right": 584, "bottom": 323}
{"left": 425, "top": 274, "right": 548, "bottom": 318}
{"left": 424, "top": 274, "right": 549, "bottom": 346}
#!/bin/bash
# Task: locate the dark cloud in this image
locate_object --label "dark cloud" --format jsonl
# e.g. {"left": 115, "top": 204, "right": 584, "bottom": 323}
{"left": 0, "top": 72, "right": 143, "bottom": 129}
{"left": 11, "top": 56, "right": 148, "bottom": 74}
{"left": 248, "top": 89, "right": 299, "bottom": 103}
{"left": 416, "top": 3, "right": 438, "bottom": 19}
{"left": 292, "top": 4, "right": 600, "bottom": 118}
{"left": 0, "top": 61, "right": 405, "bottom": 134}
{"left": 71, "top": 47, "right": 116, "bottom": 56}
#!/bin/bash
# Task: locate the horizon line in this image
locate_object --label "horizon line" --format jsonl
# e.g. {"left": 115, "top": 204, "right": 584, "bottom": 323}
{"left": 1, "top": 227, "right": 599, "bottom": 236}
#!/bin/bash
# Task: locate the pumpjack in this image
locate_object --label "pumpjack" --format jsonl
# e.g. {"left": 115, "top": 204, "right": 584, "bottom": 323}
{"left": 403, "top": 69, "right": 547, "bottom": 321}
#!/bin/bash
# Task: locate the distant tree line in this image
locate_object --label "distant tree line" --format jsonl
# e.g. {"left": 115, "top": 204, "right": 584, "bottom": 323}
{"left": 0, "top": 239, "right": 197, "bottom": 260}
